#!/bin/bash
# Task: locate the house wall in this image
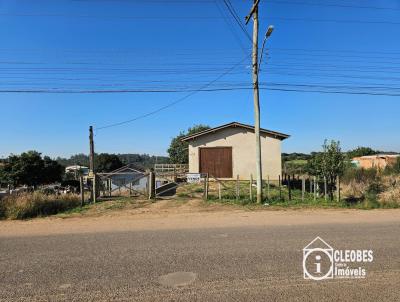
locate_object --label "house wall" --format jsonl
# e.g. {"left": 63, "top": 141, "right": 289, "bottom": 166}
{"left": 188, "top": 127, "right": 282, "bottom": 180}
{"left": 353, "top": 156, "right": 399, "bottom": 169}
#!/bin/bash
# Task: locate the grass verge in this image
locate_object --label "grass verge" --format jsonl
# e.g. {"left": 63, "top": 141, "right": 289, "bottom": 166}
{"left": 0, "top": 192, "right": 81, "bottom": 220}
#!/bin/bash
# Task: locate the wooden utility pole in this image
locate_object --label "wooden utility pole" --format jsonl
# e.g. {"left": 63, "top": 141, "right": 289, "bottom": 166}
{"left": 89, "top": 126, "right": 95, "bottom": 173}
{"left": 246, "top": 0, "right": 262, "bottom": 203}
{"left": 89, "top": 126, "right": 96, "bottom": 202}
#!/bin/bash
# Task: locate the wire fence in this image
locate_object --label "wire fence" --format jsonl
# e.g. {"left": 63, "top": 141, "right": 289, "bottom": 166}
{"left": 175, "top": 174, "right": 342, "bottom": 203}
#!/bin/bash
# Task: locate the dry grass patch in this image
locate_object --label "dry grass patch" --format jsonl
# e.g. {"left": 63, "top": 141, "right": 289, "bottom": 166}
{"left": 0, "top": 192, "right": 80, "bottom": 220}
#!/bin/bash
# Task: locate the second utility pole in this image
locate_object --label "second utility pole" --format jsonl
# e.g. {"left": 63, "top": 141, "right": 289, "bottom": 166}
{"left": 246, "top": 0, "right": 262, "bottom": 203}
{"left": 89, "top": 125, "right": 96, "bottom": 203}
{"left": 89, "top": 126, "right": 95, "bottom": 174}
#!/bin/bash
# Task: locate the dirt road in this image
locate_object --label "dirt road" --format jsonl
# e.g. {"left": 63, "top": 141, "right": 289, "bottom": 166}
{"left": 1, "top": 205, "right": 400, "bottom": 301}
{"left": 1, "top": 200, "right": 400, "bottom": 237}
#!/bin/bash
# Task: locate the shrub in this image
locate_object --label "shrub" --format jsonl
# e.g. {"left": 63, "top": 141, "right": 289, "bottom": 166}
{"left": 383, "top": 157, "right": 400, "bottom": 175}
{"left": 1, "top": 192, "right": 80, "bottom": 219}
{"left": 378, "top": 186, "right": 400, "bottom": 207}
{"left": 342, "top": 167, "right": 378, "bottom": 184}
{"left": 0, "top": 199, "right": 6, "bottom": 219}
{"left": 377, "top": 176, "right": 400, "bottom": 207}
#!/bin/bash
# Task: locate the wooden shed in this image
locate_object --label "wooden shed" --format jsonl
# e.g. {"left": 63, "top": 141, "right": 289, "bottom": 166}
{"left": 181, "top": 122, "right": 289, "bottom": 180}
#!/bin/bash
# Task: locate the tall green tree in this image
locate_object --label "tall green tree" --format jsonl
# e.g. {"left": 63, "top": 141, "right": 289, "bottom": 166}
{"left": 168, "top": 124, "right": 210, "bottom": 164}
{"left": 42, "top": 156, "right": 65, "bottom": 184}
{"left": 0, "top": 151, "right": 64, "bottom": 187}
{"left": 95, "top": 153, "right": 123, "bottom": 172}
{"left": 347, "top": 146, "right": 377, "bottom": 159}
{"left": 307, "top": 140, "right": 346, "bottom": 200}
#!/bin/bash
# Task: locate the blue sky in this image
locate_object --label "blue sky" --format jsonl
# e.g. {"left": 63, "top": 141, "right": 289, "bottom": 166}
{"left": 1, "top": 0, "right": 400, "bottom": 158}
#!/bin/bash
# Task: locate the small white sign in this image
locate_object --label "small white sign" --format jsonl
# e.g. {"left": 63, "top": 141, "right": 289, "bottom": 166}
{"left": 186, "top": 173, "right": 202, "bottom": 183}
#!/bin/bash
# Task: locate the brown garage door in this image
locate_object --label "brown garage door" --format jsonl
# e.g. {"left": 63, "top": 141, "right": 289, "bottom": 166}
{"left": 199, "top": 147, "right": 232, "bottom": 178}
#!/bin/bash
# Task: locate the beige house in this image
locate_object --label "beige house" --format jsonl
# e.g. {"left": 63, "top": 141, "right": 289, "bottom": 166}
{"left": 181, "top": 122, "right": 289, "bottom": 180}
{"left": 352, "top": 154, "right": 399, "bottom": 170}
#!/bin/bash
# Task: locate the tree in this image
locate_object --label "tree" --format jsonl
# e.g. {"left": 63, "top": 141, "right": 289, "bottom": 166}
{"left": 0, "top": 151, "right": 64, "bottom": 187}
{"left": 42, "top": 156, "right": 64, "bottom": 184}
{"left": 95, "top": 153, "right": 123, "bottom": 172}
{"left": 307, "top": 140, "right": 346, "bottom": 200}
{"left": 347, "top": 146, "right": 376, "bottom": 159}
{"left": 168, "top": 124, "right": 210, "bottom": 164}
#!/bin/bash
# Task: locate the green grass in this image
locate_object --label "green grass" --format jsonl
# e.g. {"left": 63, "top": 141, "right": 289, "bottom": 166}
{"left": 182, "top": 181, "right": 400, "bottom": 210}
{"left": 286, "top": 159, "right": 308, "bottom": 165}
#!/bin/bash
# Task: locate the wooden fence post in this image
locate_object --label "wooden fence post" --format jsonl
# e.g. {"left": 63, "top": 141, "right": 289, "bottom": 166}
{"left": 324, "top": 176, "right": 327, "bottom": 201}
{"left": 203, "top": 174, "right": 209, "bottom": 200}
{"left": 301, "top": 176, "right": 305, "bottom": 202}
{"left": 80, "top": 176, "right": 84, "bottom": 207}
{"left": 336, "top": 176, "right": 340, "bottom": 202}
{"left": 236, "top": 174, "right": 240, "bottom": 201}
{"left": 149, "top": 171, "right": 155, "bottom": 200}
{"left": 267, "top": 175, "right": 270, "bottom": 199}
{"left": 288, "top": 175, "right": 292, "bottom": 201}
{"left": 108, "top": 179, "right": 112, "bottom": 197}
{"left": 205, "top": 174, "right": 209, "bottom": 200}
{"left": 279, "top": 175, "right": 282, "bottom": 200}
{"left": 313, "top": 176, "right": 317, "bottom": 201}
{"left": 92, "top": 174, "right": 97, "bottom": 203}
{"left": 309, "top": 177, "right": 312, "bottom": 193}
{"left": 250, "top": 174, "right": 253, "bottom": 202}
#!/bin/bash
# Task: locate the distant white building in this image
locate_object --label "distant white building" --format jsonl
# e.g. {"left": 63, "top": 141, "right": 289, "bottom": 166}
{"left": 65, "top": 165, "right": 89, "bottom": 176}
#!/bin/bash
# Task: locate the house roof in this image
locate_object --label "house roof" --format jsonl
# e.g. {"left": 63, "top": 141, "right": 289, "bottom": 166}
{"left": 353, "top": 154, "right": 399, "bottom": 160}
{"left": 181, "top": 122, "right": 290, "bottom": 142}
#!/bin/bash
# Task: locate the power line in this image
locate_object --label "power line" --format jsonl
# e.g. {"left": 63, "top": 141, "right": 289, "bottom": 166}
{"left": 214, "top": 0, "right": 248, "bottom": 53}
{"left": 222, "top": 0, "right": 252, "bottom": 42}
{"left": 2, "top": 12, "right": 400, "bottom": 27}
{"left": 3, "top": 83, "right": 400, "bottom": 97}
{"left": 268, "top": 0, "right": 400, "bottom": 11}
{"left": 95, "top": 55, "right": 250, "bottom": 130}
{"left": 268, "top": 16, "right": 400, "bottom": 26}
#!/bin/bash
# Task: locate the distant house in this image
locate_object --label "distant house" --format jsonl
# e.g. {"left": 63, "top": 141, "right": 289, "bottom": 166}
{"left": 65, "top": 165, "right": 89, "bottom": 176}
{"left": 352, "top": 154, "right": 399, "bottom": 169}
{"left": 181, "top": 122, "right": 290, "bottom": 180}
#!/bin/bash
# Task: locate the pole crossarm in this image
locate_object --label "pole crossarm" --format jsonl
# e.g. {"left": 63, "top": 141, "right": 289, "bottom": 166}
{"left": 245, "top": 0, "right": 260, "bottom": 24}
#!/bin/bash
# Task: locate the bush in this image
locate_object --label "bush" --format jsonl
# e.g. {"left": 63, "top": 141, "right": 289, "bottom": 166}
{"left": 378, "top": 186, "right": 400, "bottom": 207}
{"left": 342, "top": 167, "right": 378, "bottom": 183}
{"left": 0, "top": 199, "right": 6, "bottom": 218}
{"left": 1, "top": 192, "right": 80, "bottom": 219}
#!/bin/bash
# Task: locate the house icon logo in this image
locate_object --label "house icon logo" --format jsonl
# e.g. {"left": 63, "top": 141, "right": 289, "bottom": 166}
{"left": 303, "top": 237, "right": 334, "bottom": 281}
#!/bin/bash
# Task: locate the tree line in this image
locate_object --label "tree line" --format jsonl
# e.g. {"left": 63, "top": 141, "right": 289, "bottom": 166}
{"left": 56, "top": 153, "right": 169, "bottom": 170}
{"left": 1, "top": 124, "right": 398, "bottom": 189}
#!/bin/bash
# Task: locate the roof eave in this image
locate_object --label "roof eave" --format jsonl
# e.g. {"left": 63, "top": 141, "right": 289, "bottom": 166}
{"left": 181, "top": 122, "right": 290, "bottom": 142}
